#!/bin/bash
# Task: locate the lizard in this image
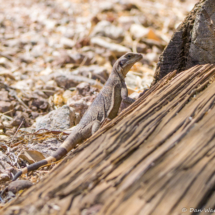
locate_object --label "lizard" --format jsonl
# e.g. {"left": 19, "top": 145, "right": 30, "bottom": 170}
{"left": 13, "top": 52, "right": 143, "bottom": 181}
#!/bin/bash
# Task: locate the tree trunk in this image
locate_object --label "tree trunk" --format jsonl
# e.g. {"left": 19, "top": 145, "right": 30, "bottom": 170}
{"left": 1, "top": 64, "right": 215, "bottom": 215}
{"left": 153, "top": 0, "right": 215, "bottom": 85}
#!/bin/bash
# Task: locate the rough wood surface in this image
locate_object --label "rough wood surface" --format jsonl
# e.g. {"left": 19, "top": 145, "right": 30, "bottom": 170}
{"left": 1, "top": 64, "right": 215, "bottom": 215}
{"left": 153, "top": 0, "right": 215, "bottom": 84}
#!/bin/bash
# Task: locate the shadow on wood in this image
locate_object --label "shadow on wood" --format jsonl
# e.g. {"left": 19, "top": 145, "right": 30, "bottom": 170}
{"left": 1, "top": 64, "right": 215, "bottom": 215}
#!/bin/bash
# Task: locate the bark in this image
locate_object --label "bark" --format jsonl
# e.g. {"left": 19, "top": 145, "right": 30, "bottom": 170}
{"left": 153, "top": 0, "right": 215, "bottom": 85}
{"left": 1, "top": 64, "right": 215, "bottom": 215}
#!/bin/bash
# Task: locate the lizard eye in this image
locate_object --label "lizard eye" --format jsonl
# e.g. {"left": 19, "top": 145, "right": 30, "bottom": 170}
{"left": 127, "top": 54, "right": 131, "bottom": 58}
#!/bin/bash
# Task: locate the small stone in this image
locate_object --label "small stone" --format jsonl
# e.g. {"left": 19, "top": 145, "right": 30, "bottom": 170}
{"left": 8, "top": 180, "right": 33, "bottom": 194}
{"left": 0, "top": 101, "right": 13, "bottom": 113}
{"left": 90, "top": 37, "right": 130, "bottom": 56}
{"left": 0, "top": 91, "right": 9, "bottom": 101}
{"left": 63, "top": 90, "right": 74, "bottom": 103}
{"left": 55, "top": 75, "right": 77, "bottom": 89}
{"left": 0, "top": 151, "right": 13, "bottom": 172}
{"left": 11, "top": 111, "right": 30, "bottom": 127}
{"left": 145, "top": 52, "right": 158, "bottom": 63}
{"left": 36, "top": 105, "right": 75, "bottom": 131}
{"left": 91, "top": 20, "right": 124, "bottom": 41}
{"left": 53, "top": 93, "right": 64, "bottom": 106}
{"left": 30, "top": 98, "right": 49, "bottom": 110}
{"left": 76, "top": 82, "right": 90, "bottom": 96}
{"left": 0, "top": 173, "right": 10, "bottom": 182}
{"left": 76, "top": 65, "right": 109, "bottom": 83}
{"left": 130, "top": 24, "right": 149, "bottom": 39}
{"left": 60, "top": 37, "right": 75, "bottom": 48}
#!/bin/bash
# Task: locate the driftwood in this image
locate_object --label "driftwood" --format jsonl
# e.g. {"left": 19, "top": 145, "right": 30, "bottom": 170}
{"left": 1, "top": 64, "right": 215, "bottom": 215}
{"left": 153, "top": 0, "right": 215, "bottom": 84}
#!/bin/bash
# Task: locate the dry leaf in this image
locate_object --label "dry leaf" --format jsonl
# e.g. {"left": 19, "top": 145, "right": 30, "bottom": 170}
{"left": 19, "top": 150, "right": 45, "bottom": 164}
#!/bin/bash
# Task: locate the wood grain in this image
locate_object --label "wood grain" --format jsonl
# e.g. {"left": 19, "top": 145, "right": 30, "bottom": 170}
{"left": 1, "top": 64, "right": 215, "bottom": 215}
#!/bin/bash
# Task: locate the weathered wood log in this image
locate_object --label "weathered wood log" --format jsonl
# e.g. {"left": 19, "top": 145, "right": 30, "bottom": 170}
{"left": 153, "top": 0, "right": 215, "bottom": 85}
{"left": 1, "top": 64, "right": 215, "bottom": 215}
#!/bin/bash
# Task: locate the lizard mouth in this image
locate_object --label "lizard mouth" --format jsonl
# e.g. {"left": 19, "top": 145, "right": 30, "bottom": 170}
{"left": 136, "top": 53, "right": 143, "bottom": 61}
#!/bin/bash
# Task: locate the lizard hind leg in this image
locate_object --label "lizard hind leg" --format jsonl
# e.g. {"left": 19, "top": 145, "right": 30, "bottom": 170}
{"left": 91, "top": 120, "right": 100, "bottom": 134}
{"left": 13, "top": 121, "right": 100, "bottom": 181}
{"left": 61, "top": 120, "right": 100, "bottom": 152}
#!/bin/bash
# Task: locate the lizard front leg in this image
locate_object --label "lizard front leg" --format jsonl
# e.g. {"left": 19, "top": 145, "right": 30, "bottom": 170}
{"left": 121, "top": 81, "right": 135, "bottom": 104}
{"left": 119, "top": 81, "right": 135, "bottom": 113}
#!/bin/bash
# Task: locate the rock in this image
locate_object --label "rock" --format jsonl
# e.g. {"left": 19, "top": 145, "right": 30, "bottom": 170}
{"left": 31, "top": 112, "right": 40, "bottom": 119}
{"left": 145, "top": 52, "right": 158, "bottom": 63}
{"left": 8, "top": 180, "right": 33, "bottom": 194}
{"left": 53, "top": 52, "right": 72, "bottom": 66}
{"left": 73, "top": 65, "right": 109, "bottom": 83}
{"left": 12, "top": 79, "right": 34, "bottom": 91}
{"left": 136, "top": 43, "right": 147, "bottom": 53}
{"left": 76, "top": 82, "right": 90, "bottom": 96}
{"left": 33, "top": 90, "right": 48, "bottom": 99}
{"left": 118, "top": 16, "right": 136, "bottom": 28}
{"left": 36, "top": 105, "right": 75, "bottom": 131}
{"left": 55, "top": 74, "right": 104, "bottom": 89}
{"left": 44, "top": 19, "right": 57, "bottom": 30}
{"left": 30, "top": 98, "right": 49, "bottom": 110}
{"left": 63, "top": 90, "right": 74, "bottom": 103}
{"left": 0, "top": 151, "right": 13, "bottom": 172}
{"left": 53, "top": 92, "right": 64, "bottom": 106}
{"left": 99, "top": 2, "right": 113, "bottom": 12}
{"left": 90, "top": 37, "right": 130, "bottom": 56}
{"left": 55, "top": 75, "right": 77, "bottom": 89}
{"left": 125, "top": 73, "right": 142, "bottom": 89}
{"left": 53, "top": 52, "right": 92, "bottom": 67}
{"left": 91, "top": 20, "right": 124, "bottom": 41}
{"left": 0, "top": 70, "right": 16, "bottom": 80}
{"left": 60, "top": 37, "right": 75, "bottom": 48}
{"left": 0, "top": 91, "right": 9, "bottom": 101}
{"left": 31, "top": 45, "right": 44, "bottom": 58}
{"left": 69, "top": 53, "right": 92, "bottom": 65}
{"left": 11, "top": 111, "right": 31, "bottom": 127}
{"left": 0, "top": 173, "right": 10, "bottom": 182}
{"left": 130, "top": 23, "right": 149, "bottom": 39}
{"left": 5, "top": 127, "right": 16, "bottom": 136}
{"left": 0, "top": 101, "right": 13, "bottom": 113}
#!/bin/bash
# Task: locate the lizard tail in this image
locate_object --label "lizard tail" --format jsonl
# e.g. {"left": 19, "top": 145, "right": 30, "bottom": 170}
{"left": 13, "top": 129, "right": 86, "bottom": 181}
{"left": 13, "top": 147, "right": 67, "bottom": 181}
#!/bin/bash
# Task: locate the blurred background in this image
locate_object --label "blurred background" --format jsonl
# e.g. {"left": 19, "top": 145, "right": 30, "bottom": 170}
{"left": 0, "top": 0, "right": 199, "bottom": 92}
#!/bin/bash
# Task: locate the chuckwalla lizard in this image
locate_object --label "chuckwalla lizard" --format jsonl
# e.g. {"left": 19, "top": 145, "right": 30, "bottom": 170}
{"left": 13, "top": 52, "right": 143, "bottom": 180}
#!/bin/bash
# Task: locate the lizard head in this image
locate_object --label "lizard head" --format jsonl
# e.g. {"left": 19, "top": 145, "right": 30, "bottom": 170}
{"left": 115, "top": 52, "right": 143, "bottom": 78}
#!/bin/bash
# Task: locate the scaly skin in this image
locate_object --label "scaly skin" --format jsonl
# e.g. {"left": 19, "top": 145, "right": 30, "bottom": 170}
{"left": 13, "top": 52, "right": 143, "bottom": 181}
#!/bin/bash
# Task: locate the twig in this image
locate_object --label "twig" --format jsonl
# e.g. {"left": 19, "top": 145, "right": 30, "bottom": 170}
{"left": 8, "top": 89, "right": 30, "bottom": 111}
{"left": 0, "top": 113, "right": 13, "bottom": 120}
{"left": 10, "top": 140, "right": 23, "bottom": 148}
{"left": 10, "top": 120, "right": 24, "bottom": 144}
{"left": 79, "top": 55, "right": 88, "bottom": 67}
{"left": 14, "top": 94, "right": 30, "bottom": 110}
